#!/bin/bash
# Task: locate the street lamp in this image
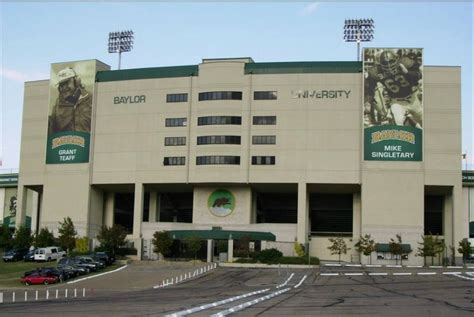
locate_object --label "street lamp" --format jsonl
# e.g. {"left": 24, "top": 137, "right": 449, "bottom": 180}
{"left": 343, "top": 19, "right": 375, "bottom": 61}
{"left": 108, "top": 30, "right": 134, "bottom": 70}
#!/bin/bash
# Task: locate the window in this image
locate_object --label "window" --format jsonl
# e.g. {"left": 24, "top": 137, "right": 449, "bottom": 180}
{"left": 197, "top": 136, "right": 241, "bottom": 145}
{"left": 252, "top": 156, "right": 275, "bottom": 165}
{"left": 165, "top": 118, "right": 187, "bottom": 127}
{"left": 254, "top": 91, "right": 277, "bottom": 100}
{"left": 310, "top": 194, "right": 353, "bottom": 236}
{"left": 252, "top": 135, "right": 276, "bottom": 145}
{"left": 424, "top": 195, "right": 444, "bottom": 235}
{"left": 253, "top": 116, "right": 276, "bottom": 125}
{"left": 166, "top": 93, "right": 188, "bottom": 103}
{"left": 197, "top": 116, "right": 241, "bottom": 126}
{"left": 198, "top": 91, "right": 242, "bottom": 101}
{"left": 164, "top": 137, "right": 186, "bottom": 146}
{"left": 163, "top": 157, "right": 186, "bottom": 166}
{"left": 196, "top": 156, "right": 240, "bottom": 165}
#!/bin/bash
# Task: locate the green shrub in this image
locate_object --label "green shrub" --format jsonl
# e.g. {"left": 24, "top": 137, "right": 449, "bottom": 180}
{"left": 234, "top": 257, "right": 258, "bottom": 263}
{"left": 278, "top": 256, "right": 320, "bottom": 265}
{"left": 116, "top": 247, "right": 137, "bottom": 256}
{"left": 257, "top": 248, "right": 283, "bottom": 264}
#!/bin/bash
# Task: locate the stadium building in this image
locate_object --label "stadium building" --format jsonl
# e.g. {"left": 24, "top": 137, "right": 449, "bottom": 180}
{"left": 13, "top": 54, "right": 471, "bottom": 264}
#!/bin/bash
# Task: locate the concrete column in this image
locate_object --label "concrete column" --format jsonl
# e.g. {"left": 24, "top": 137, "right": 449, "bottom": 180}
{"left": 133, "top": 183, "right": 144, "bottom": 238}
{"left": 15, "top": 185, "right": 28, "bottom": 228}
{"left": 452, "top": 185, "right": 467, "bottom": 264}
{"left": 104, "top": 192, "right": 115, "bottom": 227}
{"left": 251, "top": 191, "right": 257, "bottom": 224}
{"left": 207, "top": 239, "right": 213, "bottom": 262}
{"left": 297, "top": 182, "right": 308, "bottom": 244}
{"left": 353, "top": 193, "right": 362, "bottom": 263}
{"left": 228, "top": 239, "right": 234, "bottom": 262}
{"left": 149, "top": 192, "right": 157, "bottom": 223}
{"left": 30, "top": 191, "right": 39, "bottom": 234}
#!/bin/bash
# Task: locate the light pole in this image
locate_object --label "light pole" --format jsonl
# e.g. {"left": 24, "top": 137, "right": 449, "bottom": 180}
{"left": 108, "top": 30, "right": 134, "bottom": 70}
{"left": 344, "top": 19, "right": 375, "bottom": 61}
{"left": 462, "top": 153, "right": 468, "bottom": 170}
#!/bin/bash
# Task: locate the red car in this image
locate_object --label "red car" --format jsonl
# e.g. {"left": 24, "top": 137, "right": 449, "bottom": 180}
{"left": 20, "top": 272, "right": 59, "bottom": 286}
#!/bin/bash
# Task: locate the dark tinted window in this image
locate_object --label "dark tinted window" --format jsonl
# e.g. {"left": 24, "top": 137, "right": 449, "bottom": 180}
{"left": 164, "top": 137, "right": 186, "bottom": 146}
{"left": 197, "top": 116, "right": 241, "bottom": 126}
{"left": 254, "top": 91, "right": 277, "bottom": 100}
{"left": 251, "top": 156, "right": 275, "bottom": 165}
{"left": 166, "top": 93, "right": 188, "bottom": 103}
{"left": 253, "top": 116, "right": 276, "bottom": 125}
{"left": 165, "top": 118, "right": 187, "bottom": 127}
{"left": 197, "top": 136, "right": 241, "bottom": 145}
{"left": 163, "top": 157, "right": 186, "bottom": 166}
{"left": 310, "top": 194, "right": 353, "bottom": 236}
{"left": 252, "top": 136, "right": 276, "bottom": 145}
{"left": 424, "top": 195, "right": 443, "bottom": 235}
{"left": 198, "top": 91, "right": 242, "bottom": 101}
{"left": 196, "top": 156, "right": 240, "bottom": 165}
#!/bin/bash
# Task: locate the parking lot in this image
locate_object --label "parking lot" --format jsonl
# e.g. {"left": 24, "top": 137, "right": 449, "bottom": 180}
{"left": 1, "top": 262, "right": 474, "bottom": 316}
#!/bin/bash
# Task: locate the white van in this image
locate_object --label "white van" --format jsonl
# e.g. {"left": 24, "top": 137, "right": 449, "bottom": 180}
{"left": 34, "top": 246, "right": 66, "bottom": 262}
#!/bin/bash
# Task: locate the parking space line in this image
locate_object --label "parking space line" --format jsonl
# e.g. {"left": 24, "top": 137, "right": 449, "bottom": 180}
{"left": 406, "top": 265, "right": 422, "bottom": 268}
{"left": 393, "top": 273, "right": 412, "bottom": 276}
{"left": 447, "top": 266, "right": 463, "bottom": 269}
{"left": 443, "top": 272, "right": 462, "bottom": 275}
{"left": 345, "top": 264, "right": 362, "bottom": 267}
{"left": 368, "top": 273, "right": 388, "bottom": 276}
{"left": 276, "top": 273, "right": 294, "bottom": 289}
{"left": 386, "top": 265, "right": 402, "bottom": 268}
{"left": 365, "top": 265, "right": 382, "bottom": 267}
{"left": 450, "top": 274, "right": 474, "bottom": 281}
{"left": 210, "top": 287, "right": 291, "bottom": 317}
{"left": 344, "top": 273, "right": 364, "bottom": 276}
{"left": 417, "top": 272, "right": 437, "bottom": 275}
{"left": 294, "top": 275, "right": 307, "bottom": 288}
{"left": 320, "top": 273, "right": 339, "bottom": 276}
{"left": 324, "top": 263, "right": 342, "bottom": 267}
{"left": 164, "top": 288, "right": 270, "bottom": 317}
{"left": 429, "top": 266, "right": 442, "bottom": 269}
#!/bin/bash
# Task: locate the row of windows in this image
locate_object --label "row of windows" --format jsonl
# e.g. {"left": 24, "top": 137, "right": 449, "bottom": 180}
{"left": 199, "top": 91, "right": 242, "bottom": 101}
{"left": 198, "top": 116, "right": 242, "bottom": 126}
{"left": 252, "top": 156, "right": 275, "bottom": 165}
{"left": 165, "top": 118, "right": 187, "bottom": 127}
{"left": 252, "top": 135, "right": 276, "bottom": 145}
{"left": 196, "top": 156, "right": 241, "bottom": 165}
{"left": 164, "top": 137, "right": 186, "bottom": 146}
{"left": 167, "top": 116, "right": 276, "bottom": 127}
{"left": 163, "top": 156, "right": 186, "bottom": 166}
{"left": 166, "top": 93, "right": 188, "bottom": 103}
{"left": 166, "top": 91, "right": 277, "bottom": 103}
{"left": 163, "top": 156, "right": 275, "bottom": 166}
{"left": 197, "top": 135, "right": 241, "bottom": 145}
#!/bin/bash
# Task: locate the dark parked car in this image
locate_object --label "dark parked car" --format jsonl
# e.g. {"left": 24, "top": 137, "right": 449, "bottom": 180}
{"left": 76, "top": 256, "right": 106, "bottom": 269}
{"left": 93, "top": 252, "right": 115, "bottom": 265}
{"left": 24, "top": 249, "right": 37, "bottom": 262}
{"left": 21, "top": 272, "right": 58, "bottom": 285}
{"left": 3, "top": 249, "right": 28, "bottom": 262}
{"left": 59, "top": 257, "right": 96, "bottom": 273}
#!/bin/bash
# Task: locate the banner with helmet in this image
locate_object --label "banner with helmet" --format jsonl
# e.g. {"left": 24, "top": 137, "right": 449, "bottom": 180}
{"left": 45, "top": 60, "right": 108, "bottom": 164}
{"left": 363, "top": 48, "right": 423, "bottom": 161}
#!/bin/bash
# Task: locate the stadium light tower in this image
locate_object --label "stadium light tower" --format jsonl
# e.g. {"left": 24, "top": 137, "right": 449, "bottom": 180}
{"left": 343, "top": 19, "right": 375, "bottom": 61}
{"left": 108, "top": 30, "right": 134, "bottom": 70}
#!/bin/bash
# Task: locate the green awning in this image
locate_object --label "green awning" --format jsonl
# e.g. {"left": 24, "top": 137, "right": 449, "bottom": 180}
{"left": 376, "top": 243, "right": 412, "bottom": 253}
{"left": 167, "top": 230, "right": 276, "bottom": 241}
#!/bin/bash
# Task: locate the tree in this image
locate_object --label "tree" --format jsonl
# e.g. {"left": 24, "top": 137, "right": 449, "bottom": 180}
{"left": 13, "top": 225, "right": 33, "bottom": 250}
{"left": 457, "top": 238, "right": 472, "bottom": 264}
{"left": 389, "top": 234, "right": 404, "bottom": 265}
{"left": 354, "top": 234, "right": 376, "bottom": 264}
{"left": 34, "top": 227, "right": 55, "bottom": 248}
{"left": 152, "top": 231, "right": 173, "bottom": 260}
{"left": 417, "top": 235, "right": 436, "bottom": 266}
{"left": 58, "top": 217, "right": 77, "bottom": 253}
{"left": 294, "top": 241, "right": 305, "bottom": 257}
{"left": 0, "top": 225, "right": 13, "bottom": 250}
{"left": 328, "top": 237, "right": 350, "bottom": 263}
{"left": 237, "top": 235, "right": 251, "bottom": 258}
{"left": 434, "top": 236, "right": 446, "bottom": 266}
{"left": 186, "top": 236, "right": 202, "bottom": 261}
{"left": 96, "top": 225, "right": 127, "bottom": 254}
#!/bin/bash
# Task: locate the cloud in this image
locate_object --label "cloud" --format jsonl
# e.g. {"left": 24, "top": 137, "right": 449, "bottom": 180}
{"left": 300, "top": 2, "right": 320, "bottom": 16}
{"left": 0, "top": 67, "right": 48, "bottom": 82}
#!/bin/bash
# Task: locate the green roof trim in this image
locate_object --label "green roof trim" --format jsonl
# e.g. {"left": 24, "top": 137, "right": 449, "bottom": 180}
{"left": 245, "top": 61, "right": 362, "bottom": 74}
{"left": 167, "top": 230, "right": 276, "bottom": 241}
{"left": 376, "top": 243, "right": 412, "bottom": 253}
{"left": 96, "top": 65, "right": 199, "bottom": 82}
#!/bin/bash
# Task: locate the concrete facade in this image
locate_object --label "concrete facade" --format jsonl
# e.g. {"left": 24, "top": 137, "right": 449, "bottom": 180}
{"left": 15, "top": 58, "right": 466, "bottom": 264}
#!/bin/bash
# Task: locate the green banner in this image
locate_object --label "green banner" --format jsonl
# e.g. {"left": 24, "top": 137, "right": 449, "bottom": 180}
{"left": 463, "top": 171, "right": 474, "bottom": 184}
{"left": 363, "top": 48, "right": 423, "bottom": 162}
{"left": 46, "top": 131, "right": 91, "bottom": 164}
{"left": 364, "top": 126, "right": 422, "bottom": 161}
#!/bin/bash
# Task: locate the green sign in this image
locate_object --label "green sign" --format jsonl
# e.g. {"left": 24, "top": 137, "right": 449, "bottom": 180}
{"left": 46, "top": 131, "right": 90, "bottom": 164}
{"left": 463, "top": 171, "right": 474, "bottom": 185}
{"left": 0, "top": 173, "right": 18, "bottom": 187}
{"left": 363, "top": 48, "right": 423, "bottom": 162}
{"left": 208, "top": 189, "right": 235, "bottom": 217}
{"left": 364, "top": 126, "right": 422, "bottom": 161}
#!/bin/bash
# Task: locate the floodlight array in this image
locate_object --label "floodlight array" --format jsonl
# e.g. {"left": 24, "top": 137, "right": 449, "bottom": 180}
{"left": 343, "top": 19, "right": 374, "bottom": 42}
{"left": 108, "top": 30, "right": 134, "bottom": 53}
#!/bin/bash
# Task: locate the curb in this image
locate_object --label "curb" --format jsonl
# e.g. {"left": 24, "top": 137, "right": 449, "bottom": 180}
{"left": 67, "top": 265, "right": 128, "bottom": 284}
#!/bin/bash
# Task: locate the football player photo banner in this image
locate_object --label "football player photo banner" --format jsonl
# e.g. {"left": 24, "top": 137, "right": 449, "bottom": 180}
{"left": 363, "top": 48, "right": 423, "bottom": 161}
{"left": 46, "top": 61, "right": 96, "bottom": 164}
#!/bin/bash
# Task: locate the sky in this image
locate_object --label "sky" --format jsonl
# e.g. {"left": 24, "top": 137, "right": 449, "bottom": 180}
{"left": 0, "top": 1, "right": 473, "bottom": 171}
